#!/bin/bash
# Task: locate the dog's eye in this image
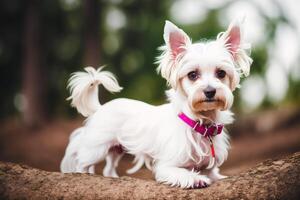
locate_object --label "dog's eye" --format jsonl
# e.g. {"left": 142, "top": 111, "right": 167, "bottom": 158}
{"left": 187, "top": 71, "right": 199, "bottom": 81}
{"left": 216, "top": 69, "right": 226, "bottom": 79}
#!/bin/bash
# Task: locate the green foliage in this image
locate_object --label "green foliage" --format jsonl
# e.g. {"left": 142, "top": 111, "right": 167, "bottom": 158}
{"left": 0, "top": 0, "right": 299, "bottom": 119}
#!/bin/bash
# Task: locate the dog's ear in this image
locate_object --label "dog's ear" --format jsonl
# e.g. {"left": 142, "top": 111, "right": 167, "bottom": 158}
{"left": 164, "top": 21, "right": 191, "bottom": 59}
{"left": 157, "top": 21, "right": 191, "bottom": 88}
{"left": 224, "top": 24, "right": 241, "bottom": 58}
{"left": 219, "top": 19, "right": 253, "bottom": 77}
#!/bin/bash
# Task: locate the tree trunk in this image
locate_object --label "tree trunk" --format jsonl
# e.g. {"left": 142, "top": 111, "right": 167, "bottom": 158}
{"left": 0, "top": 152, "right": 299, "bottom": 200}
{"left": 82, "top": 0, "right": 108, "bottom": 103}
{"left": 22, "top": 0, "right": 46, "bottom": 128}
{"left": 83, "top": 0, "right": 100, "bottom": 67}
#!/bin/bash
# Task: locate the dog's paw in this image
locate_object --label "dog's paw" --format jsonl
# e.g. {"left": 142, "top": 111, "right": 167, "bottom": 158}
{"left": 187, "top": 175, "right": 211, "bottom": 189}
{"left": 155, "top": 166, "right": 212, "bottom": 189}
{"left": 191, "top": 180, "right": 209, "bottom": 189}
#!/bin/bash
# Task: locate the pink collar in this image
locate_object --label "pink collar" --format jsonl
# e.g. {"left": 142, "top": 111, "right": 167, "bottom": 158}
{"left": 178, "top": 112, "right": 223, "bottom": 137}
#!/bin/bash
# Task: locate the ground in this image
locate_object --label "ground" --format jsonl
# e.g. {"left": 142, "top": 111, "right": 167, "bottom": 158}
{"left": 1, "top": 152, "right": 300, "bottom": 199}
{"left": 1, "top": 108, "right": 300, "bottom": 180}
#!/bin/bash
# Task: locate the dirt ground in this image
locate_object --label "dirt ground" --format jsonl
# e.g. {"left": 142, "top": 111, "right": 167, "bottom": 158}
{"left": 1, "top": 110, "right": 300, "bottom": 180}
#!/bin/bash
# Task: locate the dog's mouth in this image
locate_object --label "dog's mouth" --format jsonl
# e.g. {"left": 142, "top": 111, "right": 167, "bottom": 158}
{"left": 191, "top": 98, "right": 225, "bottom": 112}
{"left": 202, "top": 98, "right": 224, "bottom": 104}
{"left": 203, "top": 98, "right": 218, "bottom": 103}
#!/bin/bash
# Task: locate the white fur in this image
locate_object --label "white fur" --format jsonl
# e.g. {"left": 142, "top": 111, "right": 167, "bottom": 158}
{"left": 217, "top": 18, "right": 253, "bottom": 77}
{"left": 60, "top": 20, "right": 252, "bottom": 188}
{"left": 67, "top": 66, "right": 122, "bottom": 117}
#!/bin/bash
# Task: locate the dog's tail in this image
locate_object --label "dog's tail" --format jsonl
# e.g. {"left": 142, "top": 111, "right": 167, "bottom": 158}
{"left": 60, "top": 127, "right": 84, "bottom": 173}
{"left": 67, "top": 66, "right": 122, "bottom": 117}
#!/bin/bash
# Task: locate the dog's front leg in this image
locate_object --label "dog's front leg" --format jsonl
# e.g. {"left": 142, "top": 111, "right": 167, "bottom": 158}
{"left": 154, "top": 163, "right": 211, "bottom": 189}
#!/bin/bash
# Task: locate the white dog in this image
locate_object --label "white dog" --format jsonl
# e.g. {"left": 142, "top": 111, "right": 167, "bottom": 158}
{"left": 60, "top": 20, "right": 252, "bottom": 188}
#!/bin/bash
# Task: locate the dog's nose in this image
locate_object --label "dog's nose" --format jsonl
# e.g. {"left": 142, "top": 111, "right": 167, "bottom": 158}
{"left": 204, "top": 86, "right": 216, "bottom": 99}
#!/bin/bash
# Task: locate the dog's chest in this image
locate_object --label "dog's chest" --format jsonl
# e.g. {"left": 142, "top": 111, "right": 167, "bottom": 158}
{"left": 183, "top": 133, "right": 217, "bottom": 170}
{"left": 185, "top": 156, "right": 211, "bottom": 171}
{"left": 157, "top": 136, "right": 214, "bottom": 170}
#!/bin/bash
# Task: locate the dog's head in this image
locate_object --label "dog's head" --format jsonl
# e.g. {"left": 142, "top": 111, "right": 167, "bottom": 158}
{"left": 157, "top": 20, "right": 252, "bottom": 113}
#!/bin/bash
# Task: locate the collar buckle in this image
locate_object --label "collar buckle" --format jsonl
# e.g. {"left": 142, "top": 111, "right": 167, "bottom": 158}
{"left": 206, "top": 123, "right": 219, "bottom": 137}
{"left": 211, "top": 124, "right": 219, "bottom": 136}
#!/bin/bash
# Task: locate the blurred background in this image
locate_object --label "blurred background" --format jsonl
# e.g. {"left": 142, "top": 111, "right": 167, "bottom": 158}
{"left": 0, "top": 0, "right": 300, "bottom": 178}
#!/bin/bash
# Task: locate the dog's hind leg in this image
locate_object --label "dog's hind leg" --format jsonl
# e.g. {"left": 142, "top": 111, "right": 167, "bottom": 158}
{"left": 88, "top": 165, "right": 95, "bottom": 174}
{"left": 76, "top": 144, "right": 110, "bottom": 173}
{"left": 103, "top": 145, "right": 124, "bottom": 178}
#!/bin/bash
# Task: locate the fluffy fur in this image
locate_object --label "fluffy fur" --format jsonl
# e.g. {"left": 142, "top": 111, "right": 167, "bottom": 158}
{"left": 60, "top": 19, "right": 252, "bottom": 188}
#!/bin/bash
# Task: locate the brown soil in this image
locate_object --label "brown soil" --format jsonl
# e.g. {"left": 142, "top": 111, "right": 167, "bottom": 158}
{"left": 1, "top": 152, "right": 299, "bottom": 199}
{"left": 0, "top": 115, "right": 300, "bottom": 180}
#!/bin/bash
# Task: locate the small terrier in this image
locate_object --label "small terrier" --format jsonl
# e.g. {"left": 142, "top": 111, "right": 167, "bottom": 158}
{"left": 61, "top": 20, "right": 252, "bottom": 188}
